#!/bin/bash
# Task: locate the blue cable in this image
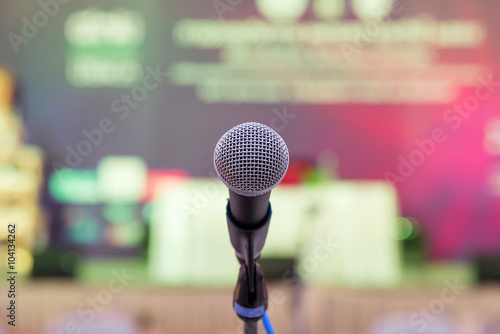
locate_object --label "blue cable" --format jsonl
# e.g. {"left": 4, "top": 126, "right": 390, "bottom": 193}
{"left": 262, "top": 312, "right": 275, "bottom": 334}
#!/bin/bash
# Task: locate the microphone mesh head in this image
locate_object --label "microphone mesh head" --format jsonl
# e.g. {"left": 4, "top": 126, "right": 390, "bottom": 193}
{"left": 214, "top": 122, "right": 289, "bottom": 197}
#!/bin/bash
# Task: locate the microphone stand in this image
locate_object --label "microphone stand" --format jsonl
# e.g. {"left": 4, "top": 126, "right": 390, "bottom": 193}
{"left": 226, "top": 202, "right": 272, "bottom": 334}
{"left": 244, "top": 321, "right": 259, "bottom": 334}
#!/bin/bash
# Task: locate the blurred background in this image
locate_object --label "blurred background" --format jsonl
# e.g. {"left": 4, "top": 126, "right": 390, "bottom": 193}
{"left": 0, "top": 0, "right": 500, "bottom": 333}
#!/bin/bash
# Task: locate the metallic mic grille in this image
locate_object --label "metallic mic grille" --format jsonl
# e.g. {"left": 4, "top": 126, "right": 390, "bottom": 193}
{"left": 214, "top": 122, "right": 289, "bottom": 197}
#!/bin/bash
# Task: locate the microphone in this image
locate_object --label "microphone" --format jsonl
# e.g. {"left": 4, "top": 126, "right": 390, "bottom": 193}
{"left": 214, "top": 122, "right": 289, "bottom": 326}
{"left": 214, "top": 122, "right": 289, "bottom": 227}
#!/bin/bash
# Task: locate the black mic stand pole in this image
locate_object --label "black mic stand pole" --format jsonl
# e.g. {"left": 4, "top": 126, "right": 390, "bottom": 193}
{"left": 226, "top": 201, "right": 272, "bottom": 334}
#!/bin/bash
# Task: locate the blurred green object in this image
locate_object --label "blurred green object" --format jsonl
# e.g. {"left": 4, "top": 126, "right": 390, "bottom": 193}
{"left": 102, "top": 203, "right": 138, "bottom": 223}
{"left": 76, "top": 258, "right": 149, "bottom": 285}
{"left": 97, "top": 156, "right": 147, "bottom": 202}
{"left": 399, "top": 217, "right": 426, "bottom": 267}
{"left": 49, "top": 169, "right": 99, "bottom": 204}
{"left": 33, "top": 250, "right": 79, "bottom": 278}
{"left": 50, "top": 156, "right": 148, "bottom": 204}
{"left": 69, "top": 214, "right": 101, "bottom": 244}
{"left": 401, "top": 262, "right": 475, "bottom": 288}
{"left": 394, "top": 217, "right": 414, "bottom": 241}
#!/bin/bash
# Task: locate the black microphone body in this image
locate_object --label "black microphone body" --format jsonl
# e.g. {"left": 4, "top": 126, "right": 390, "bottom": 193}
{"left": 226, "top": 191, "right": 271, "bottom": 264}
{"left": 228, "top": 191, "right": 271, "bottom": 228}
{"left": 214, "top": 122, "right": 289, "bottom": 329}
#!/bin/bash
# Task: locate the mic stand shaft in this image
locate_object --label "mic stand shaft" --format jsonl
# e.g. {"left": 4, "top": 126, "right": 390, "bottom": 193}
{"left": 244, "top": 321, "right": 258, "bottom": 334}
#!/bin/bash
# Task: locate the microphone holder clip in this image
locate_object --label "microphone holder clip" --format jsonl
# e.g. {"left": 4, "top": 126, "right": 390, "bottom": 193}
{"left": 226, "top": 202, "right": 271, "bottom": 325}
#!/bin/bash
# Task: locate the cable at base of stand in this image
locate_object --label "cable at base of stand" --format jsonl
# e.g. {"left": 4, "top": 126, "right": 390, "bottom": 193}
{"left": 263, "top": 312, "right": 275, "bottom": 334}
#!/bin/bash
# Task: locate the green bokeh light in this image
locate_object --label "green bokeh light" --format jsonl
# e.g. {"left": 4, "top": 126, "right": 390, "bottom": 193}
{"left": 395, "top": 217, "right": 413, "bottom": 240}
